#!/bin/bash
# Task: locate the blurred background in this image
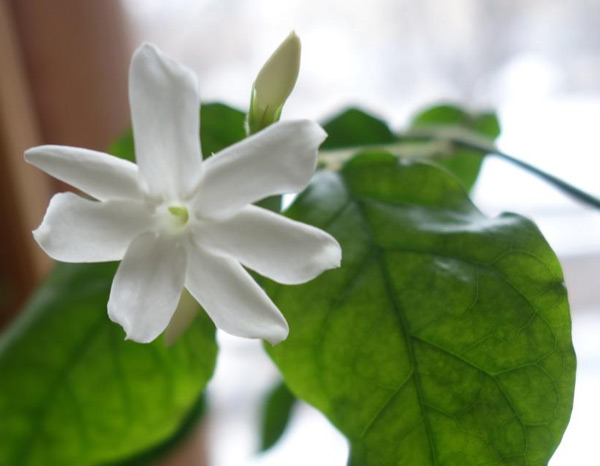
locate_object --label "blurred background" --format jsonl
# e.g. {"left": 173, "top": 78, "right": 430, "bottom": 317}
{"left": 1, "top": 0, "right": 599, "bottom": 464}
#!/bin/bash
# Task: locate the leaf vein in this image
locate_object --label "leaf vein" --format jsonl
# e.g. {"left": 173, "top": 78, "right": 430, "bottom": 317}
{"left": 352, "top": 197, "right": 440, "bottom": 466}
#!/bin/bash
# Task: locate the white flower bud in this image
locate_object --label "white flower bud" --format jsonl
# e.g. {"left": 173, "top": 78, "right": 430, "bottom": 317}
{"left": 248, "top": 32, "right": 301, "bottom": 134}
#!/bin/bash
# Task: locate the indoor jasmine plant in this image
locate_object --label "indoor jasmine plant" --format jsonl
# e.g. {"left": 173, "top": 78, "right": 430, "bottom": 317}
{"left": 0, "top": 33, "right": 582, "bottom": 466}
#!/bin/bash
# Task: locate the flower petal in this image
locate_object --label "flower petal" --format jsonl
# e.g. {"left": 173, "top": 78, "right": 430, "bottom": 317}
{"left": 25, "top": 145, "right": 143, "bottom": 201}
{"left": 194, "top": 120, "right": 326, "bottom": 219}
{"left": 199, "top": 205, "right": 341, "bottom": 284}
{"left": 33, "top": 192, "right": 152, "bottom": 262}
{"left": 164, "top": 289, "right": 199, "bottom": 346}
{"left": 185, "top": 243, "right": 289, "bottom": 345}
{"left": 129, "top": 43, "right": 202, "bottom": 200}
{"left": 108, "top": 232, "right": 187, "bottom": 343}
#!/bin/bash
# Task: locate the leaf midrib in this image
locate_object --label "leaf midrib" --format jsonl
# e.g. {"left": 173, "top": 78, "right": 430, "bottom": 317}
{"left": 343, "top": 187, "right": 563, "bottom": 466}
{"left": 340, "top": 188, "right": 568, "bottom": 466}
{"left": 351, "top": 195, "right": 440, "bottom": 466}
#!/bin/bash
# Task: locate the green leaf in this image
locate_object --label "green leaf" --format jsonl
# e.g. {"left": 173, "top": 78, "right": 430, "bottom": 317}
{"left": 266, "top": 152, "right": 575, "bottom": 466}
{"left": 108, "top": 102, "right": 246, "bottom": 162}
{"left": 322, "top": 108, "right": 398, "bottom": 150}
{"left": 0, "top": 263, "right": 217, "bottom": 466}
{"left": 108, "top": 130, "right": 135, "bottom": 163}
{"left": 410, "top": 104, "right": 501, "bottom": 191}
{"left": 101, "top": 396, "right": 205, "bottom": 466}
{"left": 199, "top": 102, "right": 246, "bottom": 156}
{"left": 259, "top": 381, "right": 297, "bottom": 452}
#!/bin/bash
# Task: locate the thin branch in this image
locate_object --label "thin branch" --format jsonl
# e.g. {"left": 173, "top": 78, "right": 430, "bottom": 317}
{"left": 319, "top": 127, "right": 600, "bottom": 210}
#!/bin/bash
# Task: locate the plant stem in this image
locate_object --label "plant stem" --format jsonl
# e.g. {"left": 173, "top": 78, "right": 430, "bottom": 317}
{"left": 319, "top": 129, "right": 600, "bottom": 210}
{"left": 455, "top": 139, "right": 600, "bottom": 209}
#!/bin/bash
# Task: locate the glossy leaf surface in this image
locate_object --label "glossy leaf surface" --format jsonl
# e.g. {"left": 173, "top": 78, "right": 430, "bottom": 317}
{"left": 267, "top": 153, "right": 575, "bottom": 466}
{"left": 0, "top": 263, "right": 217, "bottom": 466}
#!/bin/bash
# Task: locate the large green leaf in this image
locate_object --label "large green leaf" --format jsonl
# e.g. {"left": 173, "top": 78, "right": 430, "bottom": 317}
{"left": 0, "top": 263, "right": 217, "bottom": 466}
{"left": 267, "top": 153, "right": 575, "bottom": 466}
{"left": 410, "top": 104, "right": 501, "bottom": 191}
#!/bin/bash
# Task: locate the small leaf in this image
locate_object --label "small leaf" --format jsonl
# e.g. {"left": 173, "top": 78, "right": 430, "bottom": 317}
{"left": 0, "top": 263, "right": 217, "bottom": 466}
{"left": 322, "top": 108, "right": 398, "bottom": 150}
{"left": 267, "top": 153, "right": 575, "bottom": 466}
{"left": 410, "top": 104, "right": 501, "bottom": 191}
{"left": 411, "top": 104, "right": 500, "bottom": 139}
{"left": 259, "top": 381, "right": 297, "bottom": 452}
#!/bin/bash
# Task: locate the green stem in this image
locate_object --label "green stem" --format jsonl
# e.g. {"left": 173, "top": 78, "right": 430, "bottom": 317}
{"left": 319, "top": 130, "right": 600, "bottom": 210}
{"left": 455, "top": 139, "right": 600, "bottom": 210}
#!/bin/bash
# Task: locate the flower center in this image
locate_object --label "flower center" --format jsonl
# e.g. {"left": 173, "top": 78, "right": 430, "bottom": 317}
{"left": 167, "top": 205, "right": 189, "bottom": 226}
{"left": 157, "top": 204, "right": 191, "bottom": 235}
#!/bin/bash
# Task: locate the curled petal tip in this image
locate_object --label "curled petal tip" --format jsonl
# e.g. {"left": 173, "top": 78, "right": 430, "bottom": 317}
{"left": 134, "top": 42, "right": 160, "bottom": 56}
{"left": 267, "top": 307, "right": 290, "bottom": 345}
{"left": 23, "top": 146, "right": 52, "bottom": 166}
{"left": 327, "top": 240, "right": 343, "bottom": 269}
{"left": 316, "top": 236, "right": 342, "bottom": 275}
{"left": 31, "top": 227, "right": 42, "bottom": 242}
{"left": 266, "top": 322, "right": 290, "bottom": 346}
{"left": 304, "top": 119, "right": 328, "bottom": 145}
{"left": 31, "top": 224, "right": 53, "bottom": 260}
{"left": 23, "top": 147, "right": 35, "bottom": 162}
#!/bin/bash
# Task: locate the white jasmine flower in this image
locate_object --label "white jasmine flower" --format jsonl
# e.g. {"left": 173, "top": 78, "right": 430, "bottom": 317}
{"left": 25, "top": 44, "right": 340, "bottom": 345}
